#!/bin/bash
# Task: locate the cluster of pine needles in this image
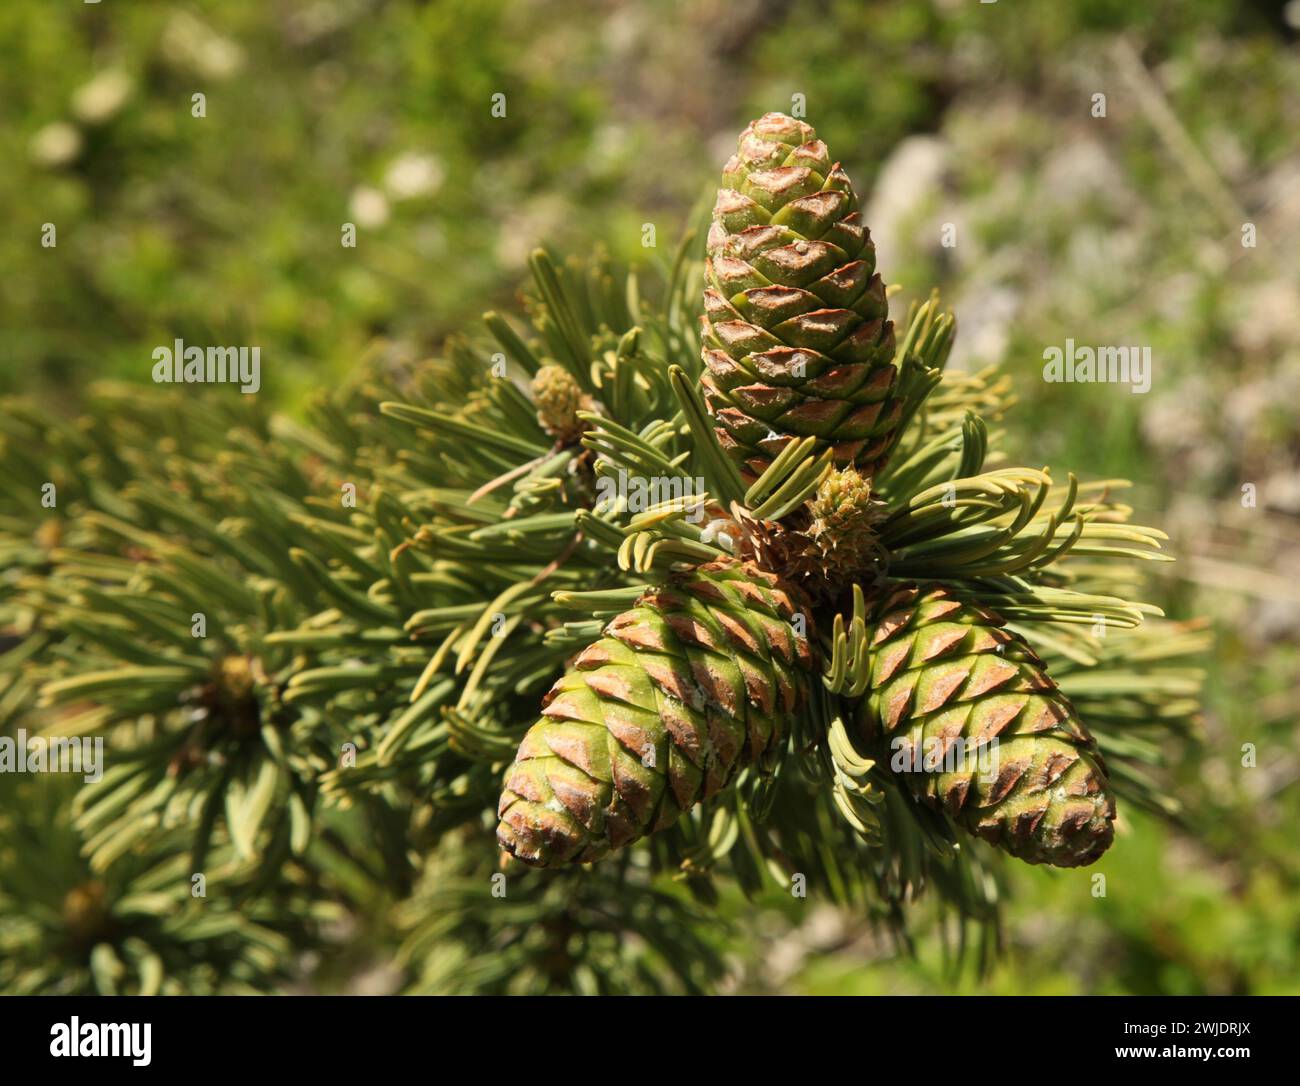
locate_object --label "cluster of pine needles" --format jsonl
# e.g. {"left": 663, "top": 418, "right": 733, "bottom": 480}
{"left": 0, "top": 238, "right": 1207, "bottom": 993}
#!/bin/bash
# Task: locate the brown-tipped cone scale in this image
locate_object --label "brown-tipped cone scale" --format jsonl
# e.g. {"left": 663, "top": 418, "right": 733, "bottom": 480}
{"left": 858, "top": 584, "right": 1116, "bottom": 867}
{"left": 497, "top": 558, "right": 815, "bottom": 867}
{"left": 701, "top": 112, "right": 899, "bottom": 482}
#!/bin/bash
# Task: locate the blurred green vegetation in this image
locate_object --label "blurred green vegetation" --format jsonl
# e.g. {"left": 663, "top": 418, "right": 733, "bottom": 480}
{"left": 3, "top": 0, "right": 1297, "bottom": 994}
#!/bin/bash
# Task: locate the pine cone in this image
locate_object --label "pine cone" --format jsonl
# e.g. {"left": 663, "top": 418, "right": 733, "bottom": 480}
{"left": 497, "top": 558, "right": 815, "bottom": 867}
{"left": 531, "top": 364, "right": 592, "bottom": 444}
{"left": 701, "top": 112, "right": 899, "bottom": 481}
{"left": 793, "top": 465, "right": 888, "bottom": 585}
{"left": 858, "top": 585, "right": 1116, "bottom": 867}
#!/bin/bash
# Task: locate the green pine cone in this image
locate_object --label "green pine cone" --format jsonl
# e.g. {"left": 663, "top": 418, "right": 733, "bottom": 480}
{"left": 701, "top": 112, "right": 899, "bottom": 482}
{"left": 531, "top": 364, "right": 591, "bottom": 444}
{"left": 858, "top": 584, "right": 1116, "bottom": 868}
{"left": 497, "top": 558, "right": 815, "bottom": 867}
{"left": 794, "top": 464, "right": 888, "bottom": 583}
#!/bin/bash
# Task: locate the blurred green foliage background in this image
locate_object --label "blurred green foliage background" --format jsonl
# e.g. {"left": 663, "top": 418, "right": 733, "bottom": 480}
{"left": 2, "top": 0, "right": 1297, "bottom": 993}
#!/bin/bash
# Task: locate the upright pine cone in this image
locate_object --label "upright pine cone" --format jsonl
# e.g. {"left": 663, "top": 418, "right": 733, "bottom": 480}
{"left": 858, "top": 585, "right": 1116, "bottom": 867}
{"left": 794, "top": 465, "right": 888, "bottom": 585}
{"left": 531, "top": 364, "right": 592, "bottom": 444}
{"left": 497, "top": 558, "right": 815, "bottom": 867}
{"left": 701, "top": 113, "right": 899, "bottom": 481}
